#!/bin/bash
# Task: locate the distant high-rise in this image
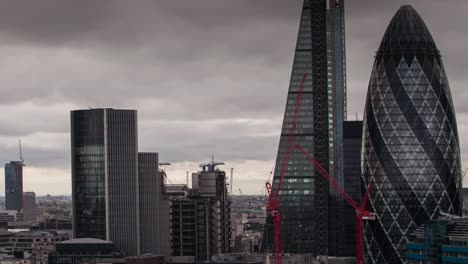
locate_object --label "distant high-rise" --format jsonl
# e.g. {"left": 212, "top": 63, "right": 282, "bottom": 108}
{"left": 264, "top": 0, "right": 347, "bottom": 255}
{"left": 71, "top": 108, "right": 140, "bottom": 256}
{"left": 327, "top": 0, "right": 348, "bottom": 256}
{"left": 23, "top": 192, "right": 36, "bottom": 209}
{"left": 23, "top": 191, "right": 41, "bottom": 221}
{"left": 362, "top": 6, "right": 462, "bottom": 264}
{"left": 138, "top": 152, "right": 166, "bottom": 255}
{"left": 5, "top": 161, "right": 23, "bottom": 211}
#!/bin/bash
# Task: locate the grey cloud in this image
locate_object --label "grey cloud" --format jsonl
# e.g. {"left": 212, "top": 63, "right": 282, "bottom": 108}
{"left": 0, "top": 0, "right": 467, "bottom": 193}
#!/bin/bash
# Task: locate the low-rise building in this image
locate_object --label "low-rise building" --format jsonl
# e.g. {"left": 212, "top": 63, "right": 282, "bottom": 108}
{"left": 48, "top": 238, "right": 124, "bottom": 264}
{"left": 0, "top": 230, "right": 70, "bottom": 264}
{"left": 125, "top": 254, "right": 165, "bottom": 264}
{"left": 0, "top": 212, "right": 23, "bottom": 223}
{"left": 406, "top": 218, "right": 468, "bottom": 264}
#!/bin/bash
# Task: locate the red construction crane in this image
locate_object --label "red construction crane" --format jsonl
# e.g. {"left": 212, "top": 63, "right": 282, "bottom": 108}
{"left": 265, "top": 73, "right": 308, "bottom": 264}
{"left": 295, "top": 144, "right": 375, "bottom": 264}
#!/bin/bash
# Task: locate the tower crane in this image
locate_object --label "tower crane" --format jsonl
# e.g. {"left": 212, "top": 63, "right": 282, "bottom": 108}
{"left": 265, "top": 73, "right": 307, "bottom": 264}
{"left": 19, "top": 139, "right": 25, "bottom": 166}
{"left": 295, "top": 144, "right": 375, "bottom": 264}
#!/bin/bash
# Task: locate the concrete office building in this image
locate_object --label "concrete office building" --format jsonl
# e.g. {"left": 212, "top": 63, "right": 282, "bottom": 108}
{"left": 170, "top": 162, "right": 231, "bottom": 262}
{"left": 23, "top": 192, "right": 36, "bottom": 209}
{"left": 462, "top": 188, "right": 468, "bottom": 216}
{"left": 71, "top": 108, "right": 140, "bottom": 256}
{"left": 0, "top": 210, "right": 23, "bottom": 223}
{"left": 406, "top": 218, "right": 468, "bottom": 264}
{"left": 48, "top": 238, "right": 124, "bottom": 264}
{"left": 138, "top": 152, "right": 170, "bottom": 257}
{"left": 22, "top": 192, "right": 42, "bottom": 221}
{"left": 5, "top": 161, "right": 23, "bottom": 211}
{"left": 1, "top": 230, "right": 71, "bottom": 264}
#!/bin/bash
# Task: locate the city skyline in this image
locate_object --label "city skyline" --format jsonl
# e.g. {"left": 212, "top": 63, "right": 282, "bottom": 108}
{"left": 0, "top": 0, "right": 467, "bottom": 195}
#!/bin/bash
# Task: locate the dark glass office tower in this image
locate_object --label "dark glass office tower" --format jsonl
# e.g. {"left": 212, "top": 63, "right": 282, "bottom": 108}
{"left": 336, "top": 121, "right": 363, "bottom": 257}
{"left": 327, "top": 0, "right": 348, "bottom": 256}
{"left": 264, "top": 0, "right": 338, "bottom": 254}
{"left": 138, "top": 152, "right": 164, "bottom": 255}
{"left": 5, "top": 161, "right": 23, "bottom": 211}
{"left": 71, "top": 108, "right": 140, "bottom": 256}
{"left": 362, "top": 6, "right": 462, "bottom": 264}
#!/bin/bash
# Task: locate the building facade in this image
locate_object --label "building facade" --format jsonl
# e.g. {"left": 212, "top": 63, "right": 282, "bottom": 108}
{"left": 138, "top": 152, "right": 166, "bottom": 255}
{"left": 362, "top": 6, "right": 462, "bottom": 264}
{"left": 334, "top": 121, "right": 363, "bottom": 257}
{"left": 406, "top": 218, "right": 468, "bottom": 264}
{"left": 48, "top": 238, "right": 124, "bottom": 264}
{"left": 462, "top": 188, "right": 468, "bottom": 216}
{"left": 23, "top": 192, "right": 36, "bottom": 210}
{"left": 170, "top": 163, "right": 231, "bottom": 261}
{"left": 5, "top": 161, "right": 23, "bottom": 211}
{"left": 71, "top": 108, "right": 140, "bottom": 256}
{"left": 327, "top": 0, "right": 348, "bottom": 256}
{"left": 264, "top": 0, "right": 347, "bottom": 255}
{"left": 0, "top": 230, "right": 71, "bottom": 264}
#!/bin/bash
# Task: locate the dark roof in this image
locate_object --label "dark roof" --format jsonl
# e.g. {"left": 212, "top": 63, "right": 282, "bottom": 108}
{"left": 378, "top": 5, "right": 438, "bottom": 54}
{"left": 344, "top": 121, "right": 363, "bottom": 138}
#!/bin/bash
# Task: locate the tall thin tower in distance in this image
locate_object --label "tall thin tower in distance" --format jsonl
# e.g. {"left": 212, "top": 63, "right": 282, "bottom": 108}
{"left": 5, "top": 140, "right": 26, "bottom": 211}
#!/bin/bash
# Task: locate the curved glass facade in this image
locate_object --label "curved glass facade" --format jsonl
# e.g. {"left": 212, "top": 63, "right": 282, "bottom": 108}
{"left": 362, "top": 5, "right": 462, "bottom": 264}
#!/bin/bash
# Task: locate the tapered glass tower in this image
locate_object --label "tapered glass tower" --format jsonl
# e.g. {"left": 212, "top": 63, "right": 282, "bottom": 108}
{"left": 264, "top": 0, "right": 347, "bottom": 255}
{"left": 362, "top": 6, "right": 462, "bottom": 264}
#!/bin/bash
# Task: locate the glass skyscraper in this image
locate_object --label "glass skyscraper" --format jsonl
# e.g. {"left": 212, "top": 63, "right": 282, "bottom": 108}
{"left": 5, "top": 161, "right": 23, "bottom": 211}
{"left": 327, "top": 0, "right": 348, "bottom": 256}
{"left": 71, "top": 108, "right": 140, "bottom": 256}
{"left": 264, "top": 0, "right": 347, "bottom": 255}
{"left": 362, "top": 6, "right": 462, "bottom": 264}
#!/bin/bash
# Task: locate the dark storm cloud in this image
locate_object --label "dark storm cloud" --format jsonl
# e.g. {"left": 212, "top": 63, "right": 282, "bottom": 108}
{"left": 0, "top": 0, "right": 467, "bottom": 193}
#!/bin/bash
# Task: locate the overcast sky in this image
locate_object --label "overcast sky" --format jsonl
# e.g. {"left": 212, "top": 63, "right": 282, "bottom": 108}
{"left": 0, "top": 0, "right": 467, "bottom": 195}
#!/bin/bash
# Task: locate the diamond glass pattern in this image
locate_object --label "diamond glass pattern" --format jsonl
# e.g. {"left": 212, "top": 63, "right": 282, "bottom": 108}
{"left": 361, "top": 5, "right": 462, "bottom": 264}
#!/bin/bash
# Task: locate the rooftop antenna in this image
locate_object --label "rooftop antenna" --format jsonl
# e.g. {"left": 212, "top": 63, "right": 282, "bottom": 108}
{"left": 355, "top": 112, "right": 358, "bottom": 121}
{"left": 19, "top": 139, "right": 25, "bottom": 166}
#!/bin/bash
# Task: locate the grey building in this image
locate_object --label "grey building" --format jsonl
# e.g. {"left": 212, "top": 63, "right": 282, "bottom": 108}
{"left": 462, "top": 188, "right": 468, "bottom": 216}
{"left": 23, "top": 192, "right": 36, "bottom": 209}
{"left": 406, "top": 218, "right": 468, "bottom": 264}
{"left": 71, "top": 108, "right": 140, "bottom": 256}
{"left": 170, "top": 162, "right": 231, "bottom": 261}
{"left": 5, "top": 161, "right": 23, "bottom": 211}
{"left": 327, "top": 0, "right": 348, "bottom": 257}
{"left": 48, "top": 238, "right": 124, "bottom": 264}
{"left": 138, "top": 152, "right": 169, "bottom": 257}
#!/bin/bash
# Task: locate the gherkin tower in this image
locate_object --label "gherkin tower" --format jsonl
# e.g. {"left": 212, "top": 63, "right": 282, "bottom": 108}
{"left": 362, "top": 5, "right": 462, "bottom": 264}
